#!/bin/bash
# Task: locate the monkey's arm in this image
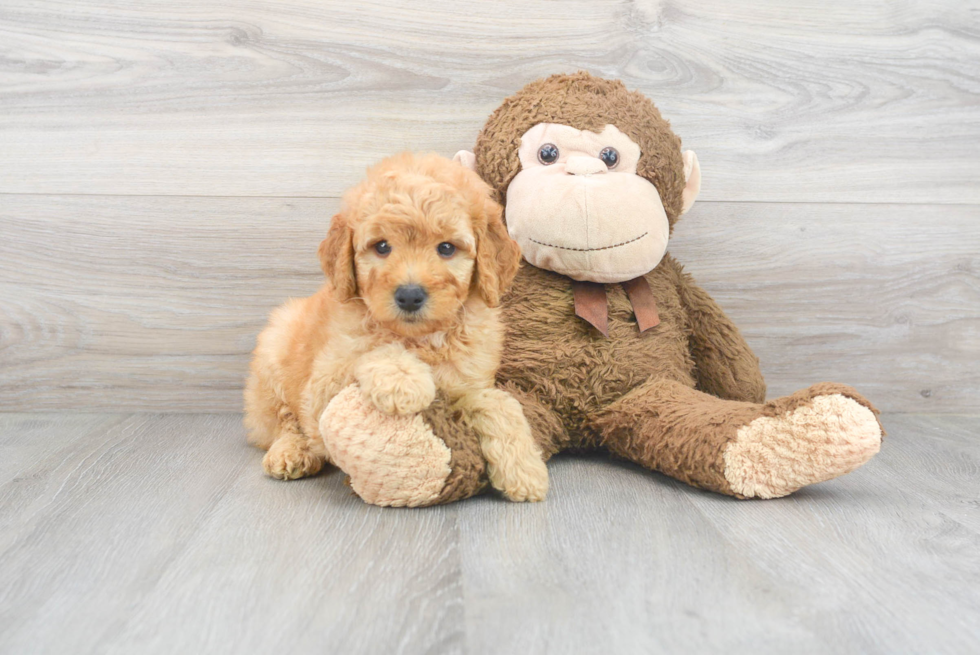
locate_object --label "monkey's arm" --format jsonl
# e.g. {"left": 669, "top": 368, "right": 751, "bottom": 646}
{"left": 669, "top": 261, "right": 767, "bottom": 403}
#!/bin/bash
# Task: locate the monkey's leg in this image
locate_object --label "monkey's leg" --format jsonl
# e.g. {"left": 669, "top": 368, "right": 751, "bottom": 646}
{"left": 498, "top": 381, "right": 571, "bottom": 459}
{"left": 320, "top": 383, "right": 568, "bottom": 507}
{"left": 591, "top": 379, "right": 883, "bottom": 498}
{"left": 320, "top": 385, "right": 487, "bottom": 507}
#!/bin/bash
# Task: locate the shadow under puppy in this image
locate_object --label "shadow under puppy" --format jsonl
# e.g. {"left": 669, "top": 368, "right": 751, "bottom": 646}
{"left": 244, "top": 152, "right": 549, "bottom": 504}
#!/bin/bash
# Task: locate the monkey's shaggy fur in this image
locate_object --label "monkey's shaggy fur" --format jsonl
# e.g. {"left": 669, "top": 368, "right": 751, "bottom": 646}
{"left": 476, "top": 72, "right": 688, "bottom": 226}
{"left": 319, "top": 73, "right": 884, "bottom": 504}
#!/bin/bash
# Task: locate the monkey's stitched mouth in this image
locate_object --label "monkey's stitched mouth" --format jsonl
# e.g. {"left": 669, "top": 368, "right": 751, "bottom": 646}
{"left": 528, "top": 232, "right": 648, "bottom": 252}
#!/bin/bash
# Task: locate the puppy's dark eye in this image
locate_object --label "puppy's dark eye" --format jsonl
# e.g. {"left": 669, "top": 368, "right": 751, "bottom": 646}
{"left": 374, "top": 240, "right": 391, "bottom": 256}
{"left": 599, "top": 147, "right": 619, "bottom": 169}
{"left": 437, "top": 242, "right": 456, "bottom": 258}
{"left": 537, "top": 143, "right": 559, "bottom": 165}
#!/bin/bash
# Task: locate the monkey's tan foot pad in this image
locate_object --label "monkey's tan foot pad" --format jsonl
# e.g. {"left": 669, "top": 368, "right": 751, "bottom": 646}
{"left": 320, "top": 385, "right": 452, "bottom": 507}
{"left": 723, "top": 388, "right": 883, "bottom": 499}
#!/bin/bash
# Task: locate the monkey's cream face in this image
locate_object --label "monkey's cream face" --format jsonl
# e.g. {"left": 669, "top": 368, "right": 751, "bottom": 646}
{"left": 506, "top": 123, "right": 670, "bottom": 283}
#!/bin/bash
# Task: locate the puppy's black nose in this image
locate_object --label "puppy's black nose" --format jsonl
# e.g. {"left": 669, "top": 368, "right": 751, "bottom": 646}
{"left": 394, "top": 284, "right": 427, "bottom": 313}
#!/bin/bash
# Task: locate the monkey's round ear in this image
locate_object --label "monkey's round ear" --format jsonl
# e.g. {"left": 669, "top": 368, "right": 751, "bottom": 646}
{"left": 681, "top": 150, "right": 701, "bottom": 215}
{"left": 453, "top": 150, "right": 477, "bottom": 173}
{"left": 318, "top": 212, "right": 357, "bottom": 302}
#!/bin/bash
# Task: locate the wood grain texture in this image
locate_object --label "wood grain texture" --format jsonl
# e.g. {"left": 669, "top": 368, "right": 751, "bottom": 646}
{"left": 671, "top": 200, "right": 980, "bottom": 412}
{"left": 0, "top": 414, "right": 464, "bottom": 655}
{"left": 2, "top": 194, "right": 977, "bottom": 412}
{"left": 0, "top": 195, "right": 330, "bottom": 411}
{"left": 1, "top": 0, "right": 978, "bottom": 201}
{"left": 453, "top": 413, "right": 980, "bottom": 654}
{"left": 0, "top": 412, "right": 977, "bottom": 654}
{"left": 0, "top": 413, "right": 120, "bottom": 481}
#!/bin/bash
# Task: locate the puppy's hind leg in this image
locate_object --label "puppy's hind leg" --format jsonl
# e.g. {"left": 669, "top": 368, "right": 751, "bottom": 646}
{"left": 244, "top": 369, "right": 282, "bottom": 450}
{"left": 262, "top": 405, "right": 327, "bottom": 481}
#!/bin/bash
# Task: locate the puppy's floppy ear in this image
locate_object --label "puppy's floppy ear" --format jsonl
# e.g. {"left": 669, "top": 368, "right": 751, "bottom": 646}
{"left": 474, "top": 198, "right": 521, "bottom": 307}
{"left": 319, "top": 211, "right": 357, "bottom": 302}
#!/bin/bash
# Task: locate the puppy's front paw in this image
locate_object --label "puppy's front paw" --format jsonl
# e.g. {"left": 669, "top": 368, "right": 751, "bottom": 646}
{"left": 490, "top": 455, "right": 549, "bottom": 503}
{"left": 368, "top": 373, "right": 436, "bottom": 415}
{"left": 356, "top": 347, "right": 436, "bottom": 415}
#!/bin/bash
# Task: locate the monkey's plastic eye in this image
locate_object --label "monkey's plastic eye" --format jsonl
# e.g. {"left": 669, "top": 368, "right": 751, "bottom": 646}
{"left": 537, "top": 144, "right": 559, "bottom": 165}
{"left": 374, "top": 240, "right": 391, "bottom": 256}
{"left": 599, "top": 147, "right": 619, "bottom": 169}
{"left": 437, "top": 242, "right": 456, "bottom": 258}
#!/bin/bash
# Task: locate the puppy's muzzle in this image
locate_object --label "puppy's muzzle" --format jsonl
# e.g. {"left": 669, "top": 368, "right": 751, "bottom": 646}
{"left": 394, "top": 284, "right": 428, "bottom": 313}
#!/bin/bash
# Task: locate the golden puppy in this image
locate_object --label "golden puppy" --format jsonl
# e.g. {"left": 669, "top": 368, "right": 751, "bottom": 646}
{"left": 244, "top": 152, "right": 549, "bottom": 502}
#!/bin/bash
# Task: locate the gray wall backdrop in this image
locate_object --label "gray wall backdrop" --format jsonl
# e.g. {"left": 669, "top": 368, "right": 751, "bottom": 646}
{"left": 1, "top": 0, "right": 978, "bottom": 413}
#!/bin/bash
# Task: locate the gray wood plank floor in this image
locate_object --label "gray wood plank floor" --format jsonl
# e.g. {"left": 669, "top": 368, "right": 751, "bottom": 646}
{"left": 1, "top": 413, "right": 977, "bottom": 654}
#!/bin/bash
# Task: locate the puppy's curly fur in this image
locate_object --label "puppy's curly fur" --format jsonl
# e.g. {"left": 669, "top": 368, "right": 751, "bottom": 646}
{"left": 244, "top": 153, "right": 549, "bottom": 502}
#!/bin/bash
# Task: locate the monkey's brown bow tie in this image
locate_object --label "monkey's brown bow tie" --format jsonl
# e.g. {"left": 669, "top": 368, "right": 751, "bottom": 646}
{"left": 571, "top": 277, "right": 660, "bottom": 337}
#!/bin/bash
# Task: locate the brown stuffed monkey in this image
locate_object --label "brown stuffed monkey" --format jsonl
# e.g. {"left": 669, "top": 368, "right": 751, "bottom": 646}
{"left": 319, "top": 72, "right": 884, "bottom": 506}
